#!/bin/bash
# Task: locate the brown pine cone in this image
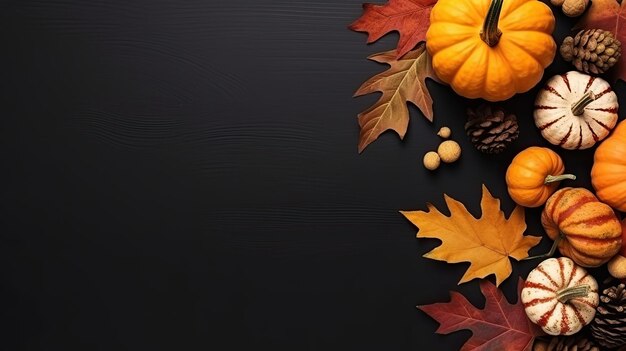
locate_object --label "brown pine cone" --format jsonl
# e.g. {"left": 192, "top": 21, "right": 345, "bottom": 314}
{"left": 465, "top": 104, "right": 518, "bottom": 154}
{"left": 590, "top": 283, "right": 626, "bottom": 349}
{"left": 533, "top": 335, "right": 599, "bottom": 351}
{"left": 560, "top": 29, "right": 622, "bottom": 74}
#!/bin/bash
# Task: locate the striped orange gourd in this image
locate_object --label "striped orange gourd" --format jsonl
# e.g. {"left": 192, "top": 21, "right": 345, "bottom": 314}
{"left": 521, "top": 257, "right": 598, "bottom": 336}
{"left": 542, "top": 187, "right": 622, "bottom": 267}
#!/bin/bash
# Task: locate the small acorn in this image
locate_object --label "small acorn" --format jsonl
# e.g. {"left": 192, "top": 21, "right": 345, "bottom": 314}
{"left": 437, "top": 127, "right": 451, "bottom": 139}
{"left": 438, "top": 140, "right": 461, "bottom": 163}
{"left": 423, "top": 151, "right": 440, "bottom": 171}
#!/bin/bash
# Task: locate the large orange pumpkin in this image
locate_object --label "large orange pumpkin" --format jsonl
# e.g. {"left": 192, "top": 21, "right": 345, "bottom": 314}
{"left": 542, "top": 187, "right": 622, "bottom": 267}
{"left": 426, "top": 0, "right": 556, "bottom": 101}
{"left": 591, "top": 121, "right": 626, "bottom": 212}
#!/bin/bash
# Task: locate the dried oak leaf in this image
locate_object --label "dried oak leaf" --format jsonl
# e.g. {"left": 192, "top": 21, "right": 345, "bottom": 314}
{"left": 575, "top": 0, "right": 626, "bottom": 82}
{"left": 419, "top": 279, "right": 544, "bottom": 351}
{"left": 355, "top": 43, "right": 436, "bottom": 153}
{"left": 400, "top": 185, "right": 541, "bottom": 286}
{"left": 349, "top": 0, "right": 437, "bottom": 59}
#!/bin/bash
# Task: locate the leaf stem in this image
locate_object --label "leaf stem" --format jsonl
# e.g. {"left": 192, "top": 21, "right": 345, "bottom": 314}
{"left": 523, "top": 233, "right": 563, "bottom": 261}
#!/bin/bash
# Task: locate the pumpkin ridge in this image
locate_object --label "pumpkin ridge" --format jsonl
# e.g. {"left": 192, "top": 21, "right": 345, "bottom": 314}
{"left": 589, "top": 107, "right": 618, "bottom": 113}
{"left": 591, "top": 117, "right": 613, "bottom": 131}
{"left": 556, "top": 195, "right": 596, "bottom": 224}
{"left": 523, "top": 296, "right": 556, "bottom": 308}
{"left": 585, "top": 121, "right": 599, "bottom": 142}
{"left": 558, "top": 258, "right": 565, "bottom": 287}
{"left": 535, "top": 105, "right": 558, "bottom": 110}
{"left": 593, "top": 86, "right": 613, "bottom": 100}
{"left": 576, "top": 124, "right": 583, "bottom": 150}
{"left": 536, "top": 303, "right": 558, "bottom": 328}
{"left": 501, "top": 0, "right": 530, "bottom": 17}
{"left": 558, "top": 124, "right": 573, "bottom": 146}
{"left": 538, "top": 115, "right": 565, "bottom": 131}
{"left": 570, "top": 297, "right": 597, "bottom": 310}
{"left": 566, "top": 263, "right": 578, "bottom": 287}
{"left": 584, "top": 76, "right": 596, "bottom": 93}
{"left": 571, "top": 304, "right": 587, "bottom": 326}
{"left": 561, "top": 73, "right": 571, "bottom": 92}
{"left": 495, "top": 47, "right": 520, "bottom": 92}
{"left": 544, "top": 84, "right": 565, "bottom": 100}
{"left": 524, "top": 281, "right": 557, "bottom": 293}
{"left": 560, "top": 304, "right": 570, "bottom": 334}
{"left": 537, "top": 265, "right": 560, "bottom": 288}
{"left": 548, "top": 189, "right": 569, "bottom": 221}
{"left": 564, "top": 213, "right": 618, "bottom": 227}
{"left": 450, "top": 46, "right": 491, "bottom": 99}
{"left": 500, "top": 36, "right": 543, "bottom": 69}
{"left": 566, "top": 234, "right": 621, "bottom": 246}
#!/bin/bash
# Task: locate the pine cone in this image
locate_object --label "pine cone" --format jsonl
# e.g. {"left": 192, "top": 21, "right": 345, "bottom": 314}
{"left": 590, "top": 283, "right": 626, "bottom": 349}
{"left": 465, "top": 104, "right": 518, "bottom": 154}
{"left": 533, "top": 335, "right": 599, "bottom": 351}
{"left": 560, "top": 29, "right": 622, "bottom": 75}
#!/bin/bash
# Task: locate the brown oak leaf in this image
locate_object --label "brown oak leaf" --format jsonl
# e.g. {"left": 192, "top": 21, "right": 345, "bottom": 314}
{"left": 575, "top": 0, "right": 626, "bottom": 82}
{"left": 355, "top": 43, "right": 436, "bottom": 153}
{"left": 419, "top": 279, "right": 544, "bottom": 351}
{"left": 349, "top": 0, "right": 437, "bottom": 59}
{"left": 400, "top": 185, "right": 541, "bottom": 286}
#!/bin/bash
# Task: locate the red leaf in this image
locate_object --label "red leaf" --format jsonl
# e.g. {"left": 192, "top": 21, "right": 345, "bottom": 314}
{"left": 349, "top": 0, "right": 437, "bottom": 58}
{"left": 575, "top": 0, "right": 626, "bottom": 82}
{"left": 418, "top": 279, "right": 543, "bottom": 351}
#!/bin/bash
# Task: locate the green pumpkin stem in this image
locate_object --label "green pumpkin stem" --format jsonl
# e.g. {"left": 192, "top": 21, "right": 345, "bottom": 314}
{"left": 571, "top": 90, "right": 596, "bottom": 116}
{"left": 480, "top": 0, "right": 504, "bottom": 47}
{"left": 523, "top": 233, "right": 563, "bottom": 261}
{"left": 545, "top": 174, "right": 577, "bottom": 184}
{"left": 556, "top": 285, "right": 590, "bottom": 304}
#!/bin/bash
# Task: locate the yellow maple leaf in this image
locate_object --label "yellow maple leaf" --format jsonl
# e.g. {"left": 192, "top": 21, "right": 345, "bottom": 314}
{"left": 400, "top": 185, "right": 541, "bottom": 286}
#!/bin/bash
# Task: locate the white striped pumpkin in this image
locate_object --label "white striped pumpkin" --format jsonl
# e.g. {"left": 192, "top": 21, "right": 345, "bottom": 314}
{"left": 534, "top": 71, "right": 618, "bottom": 150}
{"left": 521, "top": 257, "right": 598, "bottom": 336}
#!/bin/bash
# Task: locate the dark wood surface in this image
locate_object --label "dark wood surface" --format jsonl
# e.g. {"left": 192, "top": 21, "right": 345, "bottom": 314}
{"left": 0, "top": 1, "right": 621, "bottom": 350}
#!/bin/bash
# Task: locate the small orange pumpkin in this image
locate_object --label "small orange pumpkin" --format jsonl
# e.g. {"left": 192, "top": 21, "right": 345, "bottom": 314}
{"left": 591, "top": 121, "right": 626, "bottom": 212}
{"left": 542, "top": 187, "right": 622, "bottom": 267}
{"left": 506, "top": 147, "right": 575, "bottom": 208}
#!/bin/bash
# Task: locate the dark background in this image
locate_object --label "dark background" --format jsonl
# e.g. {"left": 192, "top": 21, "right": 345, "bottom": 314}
{"left": 0, "top": 1, "right": 622, "bottom": 350}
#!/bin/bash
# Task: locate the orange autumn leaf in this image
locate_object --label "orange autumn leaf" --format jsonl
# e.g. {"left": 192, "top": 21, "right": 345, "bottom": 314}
{"left": 400, "top": 185, "right": 541, "bottom": 286}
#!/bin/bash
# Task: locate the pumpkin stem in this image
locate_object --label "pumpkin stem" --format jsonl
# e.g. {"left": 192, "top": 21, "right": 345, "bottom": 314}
{"left": 556, "top": 285, "right": 591, "bottom": 304}
{"left": 523, "top": 233, "right": 563, "bottom": 261}
{"left": 544, "top": 174, "right": 577, "bottom": 184}
{"left": 480, "top": 0, "right": 504, "bottom": 47}
{"left": 571, "top": 90, "right": 596, "bottom": 116}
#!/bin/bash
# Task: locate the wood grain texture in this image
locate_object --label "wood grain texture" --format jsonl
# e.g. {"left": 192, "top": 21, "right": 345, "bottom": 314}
{"left": 0, "top": 0, "right": 618, "bottom": 350}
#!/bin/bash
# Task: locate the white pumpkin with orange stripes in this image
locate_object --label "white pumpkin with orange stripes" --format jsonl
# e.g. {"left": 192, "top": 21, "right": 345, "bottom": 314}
{"left": 534, "top": 71, "right": 618, "bottom": 150}
{"left": 521, "top": 257, "right": 598, "bottom": 336}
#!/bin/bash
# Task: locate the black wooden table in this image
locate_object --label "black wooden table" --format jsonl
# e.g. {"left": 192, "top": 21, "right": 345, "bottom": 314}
{"left": 0, "top": 1, "right": 617, "bottom": 350}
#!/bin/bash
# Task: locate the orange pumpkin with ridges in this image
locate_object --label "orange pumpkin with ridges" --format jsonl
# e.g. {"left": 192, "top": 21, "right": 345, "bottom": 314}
{"left": 506, "top": 147, "right": 575, "bottom": 208}
{"left": 542, "top": 187, "right": 622, "bottom": 267}
{"left": 591, "top": 121, "right": 626, "bottom": 212}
